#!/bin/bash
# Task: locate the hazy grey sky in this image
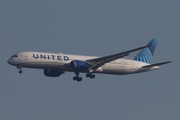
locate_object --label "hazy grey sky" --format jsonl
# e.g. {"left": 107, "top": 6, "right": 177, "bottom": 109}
{"left": 0, "top": 1, "right": 179, "bottom": 120}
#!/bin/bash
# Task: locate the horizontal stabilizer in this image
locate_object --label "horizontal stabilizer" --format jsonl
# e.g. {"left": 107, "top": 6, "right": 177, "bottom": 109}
{"left": 142, "top": 61, "right": 172, "bottom": 68}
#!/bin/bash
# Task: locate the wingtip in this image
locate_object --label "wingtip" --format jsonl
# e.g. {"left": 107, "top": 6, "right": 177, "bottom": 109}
{"left": 168, "top": 61, "right": 173, "bottom": 63}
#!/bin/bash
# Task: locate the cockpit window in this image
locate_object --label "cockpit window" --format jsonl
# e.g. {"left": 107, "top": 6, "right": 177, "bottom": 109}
{"left": 11, "top": 55, "right": 18, "bottom": 57}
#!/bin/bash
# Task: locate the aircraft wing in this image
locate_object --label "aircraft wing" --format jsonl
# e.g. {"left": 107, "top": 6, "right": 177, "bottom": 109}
{"left": 142, "top": 61, "right": 172, "bottom": 68}
{"left": 86, "top": 45, "right": 148, "bottom": 72}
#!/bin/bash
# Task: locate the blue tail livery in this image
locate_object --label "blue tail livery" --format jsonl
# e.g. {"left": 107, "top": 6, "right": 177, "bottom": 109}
{"left": 134, "top": 38, "right": 159, "bottom": 63}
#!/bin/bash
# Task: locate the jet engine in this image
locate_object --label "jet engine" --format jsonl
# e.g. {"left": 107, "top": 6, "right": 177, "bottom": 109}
{"left": 44, "top": 69, "right": 64, "bottom": 77}
{"left": 70, "top": 60, "right": 89, "bottom": 72}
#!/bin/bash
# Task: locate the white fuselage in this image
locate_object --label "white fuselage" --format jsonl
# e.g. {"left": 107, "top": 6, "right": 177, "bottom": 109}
{"left": 7, "top": 52, "right": 159, "bottom": 75}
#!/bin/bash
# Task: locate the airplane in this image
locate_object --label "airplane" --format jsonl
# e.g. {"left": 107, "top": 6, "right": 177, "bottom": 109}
{"left": 7, "top": 38, "right": 172, "bottom": 82}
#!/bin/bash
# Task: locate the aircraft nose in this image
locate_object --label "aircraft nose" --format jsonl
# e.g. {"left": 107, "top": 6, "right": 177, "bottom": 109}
{"left": 7, "top": 58, "right": 13, "bottom": 65}
{"left": 7, "top": 58, "right": 15, "bottom": 65}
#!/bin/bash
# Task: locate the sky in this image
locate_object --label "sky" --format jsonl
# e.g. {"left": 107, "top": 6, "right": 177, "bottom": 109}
{"left": 0, "top": 1, "right": 179, "bottom": 120}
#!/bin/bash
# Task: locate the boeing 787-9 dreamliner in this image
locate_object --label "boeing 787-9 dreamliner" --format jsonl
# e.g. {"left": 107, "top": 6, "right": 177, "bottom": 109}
{"left": 7, "top": 38, "right": 172, "bottom": 82}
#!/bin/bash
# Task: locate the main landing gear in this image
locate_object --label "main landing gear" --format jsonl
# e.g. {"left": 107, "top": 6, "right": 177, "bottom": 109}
{"left": 17, "top": 66, "right": 23, "bottom": 74}
{"left": 73, "top": 72, "right": 96, "bottom": 82}
{"left": 73, "top": 72, "right": 82, "bottom": 82}
{"left": 86, "top": 73, "right": 95, "bottom": 79}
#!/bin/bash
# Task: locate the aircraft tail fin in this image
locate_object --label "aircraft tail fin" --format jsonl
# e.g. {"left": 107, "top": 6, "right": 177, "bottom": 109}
{"left": 134, "top": 38, "right": 159, "bottom": 63}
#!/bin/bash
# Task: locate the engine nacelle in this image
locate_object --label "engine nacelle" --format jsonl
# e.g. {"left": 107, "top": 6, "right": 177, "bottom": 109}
{"left": 44, "top": 69, "right": 64, "bottom": 77}
{"left": 70, "top": 60, "right": 89, "bottom": 72}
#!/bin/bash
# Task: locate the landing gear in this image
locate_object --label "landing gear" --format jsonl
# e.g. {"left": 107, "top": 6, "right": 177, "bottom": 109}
{"left": 86, "top": 73, "right": 95, "bottom": 79}
{"left": 17, "top": 66, "right": 23, "bottom": 74}
{"left": 73, "top": 76, "right": 82, "bottom": 82}
{"left": 72, "top": 72, "right": 96, "bottom": 82}
{"left": 19, "top": 70, "right": 23, "bottom": 74}
{"left": 73, "top": 72, "right": 82, "bottom": 82}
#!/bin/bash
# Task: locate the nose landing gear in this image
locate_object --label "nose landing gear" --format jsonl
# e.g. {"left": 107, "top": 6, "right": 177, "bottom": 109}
{"left": 17, "top": 66, "right": 23, "bottom": 74}
{"left": 19, "top": 70, "right": 23, "bottom": 74}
